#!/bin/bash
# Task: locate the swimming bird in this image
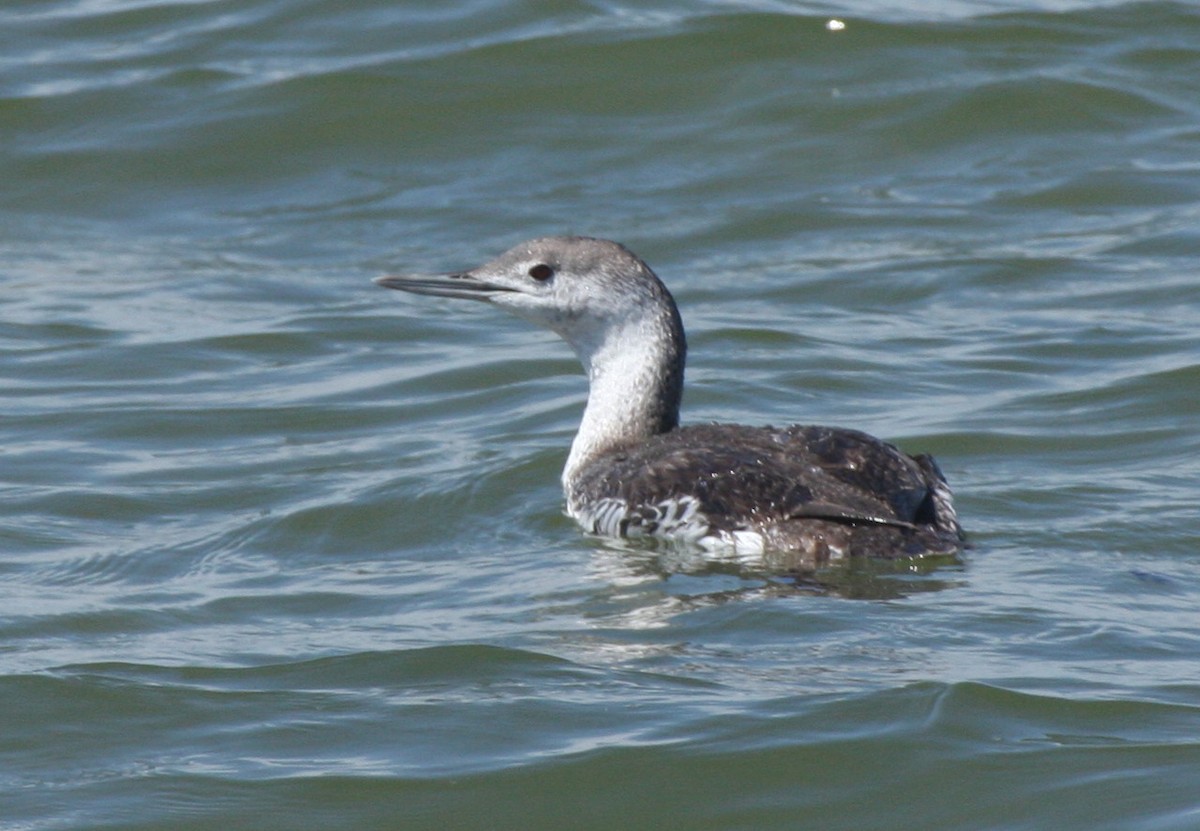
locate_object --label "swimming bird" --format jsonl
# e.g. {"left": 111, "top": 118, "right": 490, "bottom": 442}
{"left": 375, "top": 236, "right": 963, "bottom": 564}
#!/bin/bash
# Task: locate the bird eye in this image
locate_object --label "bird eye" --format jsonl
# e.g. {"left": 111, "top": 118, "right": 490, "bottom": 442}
{"left": 528, "top": 263, "right": 554, "bottom": 282}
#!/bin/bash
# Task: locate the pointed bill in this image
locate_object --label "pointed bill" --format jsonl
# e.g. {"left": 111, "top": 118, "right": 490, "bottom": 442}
{"left": 374, "top": 272, "right": 518, "bottom": 301}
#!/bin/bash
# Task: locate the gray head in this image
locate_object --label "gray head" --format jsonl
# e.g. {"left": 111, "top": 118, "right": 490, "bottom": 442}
{"left": 377, "top": 235, "right": 689, "bottom": 468}
{"left": 375, "top": 236, "right": 685, "bottom": 364}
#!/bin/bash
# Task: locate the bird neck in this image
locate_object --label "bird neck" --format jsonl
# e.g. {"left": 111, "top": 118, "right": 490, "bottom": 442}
{"left": 562, "top": 308, "right": 685, "bottom": 494}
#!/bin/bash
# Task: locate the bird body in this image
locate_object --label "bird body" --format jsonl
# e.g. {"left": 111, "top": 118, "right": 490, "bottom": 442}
{"left": 376, "top": 236, "right": 963, "bottom": 563}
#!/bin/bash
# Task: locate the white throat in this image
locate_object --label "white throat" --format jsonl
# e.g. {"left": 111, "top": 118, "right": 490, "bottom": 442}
{"left": 560, "top": 309, "right": 683, "bottom": 500}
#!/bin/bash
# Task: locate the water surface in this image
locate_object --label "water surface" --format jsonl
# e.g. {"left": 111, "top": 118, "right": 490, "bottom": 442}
{"left": 2, "top": 1, "right": 1199, "bottom": 829}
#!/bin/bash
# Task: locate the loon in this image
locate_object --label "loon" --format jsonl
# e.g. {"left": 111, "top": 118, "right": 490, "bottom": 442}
{"left": 375, "top": 236, "right": 964, "bottom": 563}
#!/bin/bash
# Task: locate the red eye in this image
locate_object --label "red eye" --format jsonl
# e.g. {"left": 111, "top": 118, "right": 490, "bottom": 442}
{"left": 528, "top": 263, "right": 554, "bottom": 281}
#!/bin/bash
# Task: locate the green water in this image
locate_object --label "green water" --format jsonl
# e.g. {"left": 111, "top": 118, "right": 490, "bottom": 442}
{"left": 2, "top": 1, "right": 1199, "bottom": 829}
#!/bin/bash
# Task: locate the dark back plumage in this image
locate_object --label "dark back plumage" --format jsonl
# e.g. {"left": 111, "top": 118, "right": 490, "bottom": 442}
{"left": 570, "top": 423, "right": 963, "bottom": 561}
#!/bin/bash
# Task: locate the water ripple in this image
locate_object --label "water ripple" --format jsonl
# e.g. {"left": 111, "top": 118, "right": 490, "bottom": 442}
{"left": 3, "top": 1, "right": 1200, "bottom": 829}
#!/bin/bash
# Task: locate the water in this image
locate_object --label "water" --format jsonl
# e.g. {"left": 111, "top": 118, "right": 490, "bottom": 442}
{"left": 2, "top": 1, "right": 1199, "bottom": 828}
